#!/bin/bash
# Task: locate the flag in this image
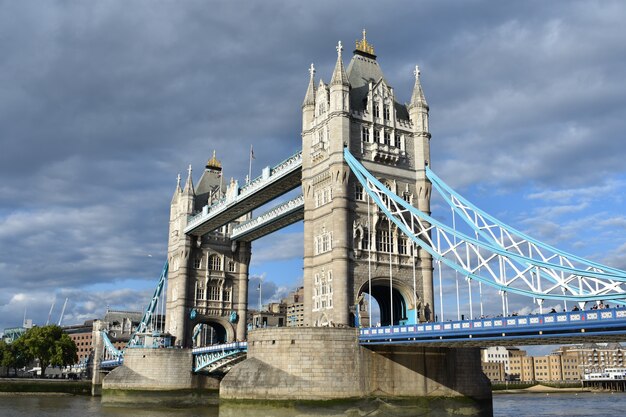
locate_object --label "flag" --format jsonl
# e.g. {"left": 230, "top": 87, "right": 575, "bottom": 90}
{"left": 250, "top": 145, "right": 255, "bottom": 160}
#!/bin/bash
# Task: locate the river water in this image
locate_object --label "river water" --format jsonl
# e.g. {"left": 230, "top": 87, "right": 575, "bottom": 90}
{"left": 1, "top": 392, "right": 625, "bottom": 416}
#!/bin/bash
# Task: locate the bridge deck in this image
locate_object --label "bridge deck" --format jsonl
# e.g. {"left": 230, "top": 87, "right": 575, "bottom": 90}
{"left": 359, "top": 307, "right": 626, "bottom": 347}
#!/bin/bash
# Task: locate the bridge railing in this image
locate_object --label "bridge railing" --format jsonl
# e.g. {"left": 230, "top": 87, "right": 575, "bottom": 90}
{"left": 360, "top": 307, "right": 626, "bottom": 343}
{"left": 231, "top": 194, "right": 304, "bottom": 238}
{"left": 192, "top": 341, "right": 248, "bottom": 355}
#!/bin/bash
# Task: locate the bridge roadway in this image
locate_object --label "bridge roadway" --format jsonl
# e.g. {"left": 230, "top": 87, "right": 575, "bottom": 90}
{"left": 184, "top": 151, "right": 302, "bottom": 237}
{"left": 359, "top": 307, "right": 626, "bottom": 347}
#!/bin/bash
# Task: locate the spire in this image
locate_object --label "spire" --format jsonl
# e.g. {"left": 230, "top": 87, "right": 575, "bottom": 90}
{"left": 171, "top": 173, "right": 182, "bottom": 204}
{"left": 409, "top": 65, "right": 428, "bottom": 110}
{"left": 302, "top": 63, "right": 316, "bottom": 107}
{"left": 330, "top": 41, "right": 349, "bottom": 86}
{"left": 183, "top": 164, "right": 195, "bottom": 195}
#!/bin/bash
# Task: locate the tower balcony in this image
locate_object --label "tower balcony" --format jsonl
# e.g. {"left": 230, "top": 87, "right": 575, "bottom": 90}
{"left": 364, "top": 141, "right": 406, "bottom": 165}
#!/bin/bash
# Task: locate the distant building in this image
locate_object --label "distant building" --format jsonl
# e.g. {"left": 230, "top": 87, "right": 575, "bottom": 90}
{"left": 62, "top": 320, "right": 95, "bottom": 363}
{"left": 282, "top": 287, "right": 305, "bottom": 327}
{"left": 483, "top": 343, "right": 624, "bottom": 383}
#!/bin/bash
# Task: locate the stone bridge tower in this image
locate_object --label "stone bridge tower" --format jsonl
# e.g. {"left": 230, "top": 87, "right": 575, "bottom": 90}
{"left": 301, "top": 32, "right": 434, "bottom": 327}
{"left": 165, "top": 153, "right": 251, "bottom": 347}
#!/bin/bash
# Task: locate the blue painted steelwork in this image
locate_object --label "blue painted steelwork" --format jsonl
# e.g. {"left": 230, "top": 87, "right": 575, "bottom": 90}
{"left": 192, "top": 342, "right": 248, "bottom": 373}
{"left": 343, "top": 148, "right": 626, "bottom": 302}
{"left": 127, "top": 261, "right": 168, "bottom": 348}
{"left": 360, "top": 307, "right": 626, "bottom": 345}
{"left": 426, "top": 167, "right": 626, "bottom": 279}
{"left": 101, "top": 331, "right": 123, "bottom": 358}
{"left": 100, "top": 357, "right": 124, "bottom": 369}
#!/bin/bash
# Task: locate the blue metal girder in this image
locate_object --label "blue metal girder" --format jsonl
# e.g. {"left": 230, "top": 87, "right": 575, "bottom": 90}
{"left": 192, "top": 342, "right": 248, "bottom": 373}
{"left": 360, "top": 307, "right": 626, "bottom": 346}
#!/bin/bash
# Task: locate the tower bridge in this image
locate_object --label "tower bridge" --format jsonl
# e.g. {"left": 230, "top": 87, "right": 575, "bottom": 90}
{"left": 98, "top": 33, "right": 626, "bottom": 412}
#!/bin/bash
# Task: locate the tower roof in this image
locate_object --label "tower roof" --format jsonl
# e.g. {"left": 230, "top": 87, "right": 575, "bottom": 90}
{"left": 206, "top": 150, "right": 222, "bottom": 171}
{"left": 345, "top": 31, "right": 409, "bottom": 120}
{"left": 183, "top": 164, "right": 195, "bottom": 195}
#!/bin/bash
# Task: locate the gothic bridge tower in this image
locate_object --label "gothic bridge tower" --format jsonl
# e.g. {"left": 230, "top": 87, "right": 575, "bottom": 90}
{"left": 301, "top": 32, "right": 434, "bottom": 327}
{"left": 165, "top": 152, "right": 251, "bottom": 347}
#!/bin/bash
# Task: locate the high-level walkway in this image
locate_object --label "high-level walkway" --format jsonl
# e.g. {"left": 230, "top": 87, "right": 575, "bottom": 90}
{"left": 184, "top": 151, "right": 302, "bottom": 236}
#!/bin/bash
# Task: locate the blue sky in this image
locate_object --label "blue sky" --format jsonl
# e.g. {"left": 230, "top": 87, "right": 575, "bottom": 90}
{"left": 1, "top": 1, "right": 625, "bottom": 361}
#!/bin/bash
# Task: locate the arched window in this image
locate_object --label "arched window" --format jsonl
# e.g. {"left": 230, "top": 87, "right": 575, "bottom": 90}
{"left": 209, "top": 254, "right": 222, "bottom": 271}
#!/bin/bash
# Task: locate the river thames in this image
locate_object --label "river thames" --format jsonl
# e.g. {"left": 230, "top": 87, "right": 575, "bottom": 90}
{"left": 1, "top": 392, "right": 626, "bottom": 416}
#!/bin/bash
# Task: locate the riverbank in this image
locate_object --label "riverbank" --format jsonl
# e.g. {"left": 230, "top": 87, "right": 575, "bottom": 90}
{"left": 0, "top": 378, "right": 91, "bottom": 395}
{"left": 493, "top": 383, "right": 589, "bottom": 394}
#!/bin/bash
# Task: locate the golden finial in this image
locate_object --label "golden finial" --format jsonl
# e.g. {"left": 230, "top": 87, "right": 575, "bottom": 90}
{"left": 355, "top": 28, "right": 375, "bottom": 56}
{"left": 206, "top": 150, "right": 222, "bottom": 170}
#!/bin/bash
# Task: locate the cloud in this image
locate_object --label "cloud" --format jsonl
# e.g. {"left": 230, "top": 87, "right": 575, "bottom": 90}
{"left": 1, "top": 1, "right": 626, "bottom": 334}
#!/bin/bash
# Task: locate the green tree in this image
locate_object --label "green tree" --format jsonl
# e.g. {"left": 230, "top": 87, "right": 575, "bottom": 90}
{"left": 0, "top": 340, "right": 6, "bottom": 376}
{"left": 1, "top": 338, "right": 32, "bottom": 376}
{"left": 21, "top": 325, "right": 77, "bottom": 378}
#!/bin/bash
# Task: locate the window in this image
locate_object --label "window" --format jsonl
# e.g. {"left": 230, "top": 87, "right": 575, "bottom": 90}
{"left": 209, "top": 254, "right": 222, "bottom": 271}
{"left": 399, "top": 238, "right": 408, "bottom": 255}
{"left": 355, "top": 184, "right": 363, "bottom": 201}
{"left": 362, "top": 230, "right": 370, "bottom": 250}
{"left": 223, "top": 289, "right": 231, "bottom": 302}
{"left": 208, "top": 286, "right": 220, "bottom": 301}
{"left": 193, "top": 257, "right": 202, "bottom": 269}
{"left": 384, "top": 131, "right": 391, "bottom": 146}
{"left": 228, "top": 261, "right": 236, "bottom": 272}
{"left": 377, "top": 228, "right": 391, "bottom": 253}
{"left": 374, "top": 103, "right": 380, "bottom": 118}
{"left": 314, "top": 230, "right": 333, "bottom": 255}
{"left": 361, "top": 126, "right": 370, "bottom": 142}
{"left": 197, "top": 286, "right": 205, "bottom": 300}
{"left": 403, "top": 192, "right": 412, "bottom": 204}
{"left": 374, "top": 130, "right": 380, "bottom": 143}
{"left": 383, "top": 105, "right": 390, "bottom": 120}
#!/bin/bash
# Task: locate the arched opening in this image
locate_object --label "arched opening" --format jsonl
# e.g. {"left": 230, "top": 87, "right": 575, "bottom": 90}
{"left": 358, "top": 279, "right": 420, "bottom": 326}
{"left": 191, "top": 322, "right": 228, "bottom": 347}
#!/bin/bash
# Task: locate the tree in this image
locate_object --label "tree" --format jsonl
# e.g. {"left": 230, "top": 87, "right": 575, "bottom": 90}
{"left": 20, "top": 325, "right": 77, "bottom": 378}
{"left": 1, "top": 338, "right": 32, "bottom": 377}
{"left": 0, "top": 340, "right": 6, "bottom": 376}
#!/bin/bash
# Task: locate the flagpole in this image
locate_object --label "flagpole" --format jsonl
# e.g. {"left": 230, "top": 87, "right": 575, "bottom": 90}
{"left": 248, "top": 144, "right": 253, "bottom": 184}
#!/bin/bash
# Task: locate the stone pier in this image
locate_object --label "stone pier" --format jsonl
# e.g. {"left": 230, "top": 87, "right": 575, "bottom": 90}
{"left": 221, "top": 327, "right": 492, "bottom": 414}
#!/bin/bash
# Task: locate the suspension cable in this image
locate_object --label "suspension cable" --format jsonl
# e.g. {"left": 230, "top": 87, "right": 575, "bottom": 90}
{"left": 452, "top": 208, "right": 460, "bottom": 320}
{"left": 367, "top": 193, "right": 372, "bottom": 325}
{"left": 411, "top": 214, "right": 418, "bottom": 324}
{"left": 388, "top": 219, "right": 394, "bottom": 325}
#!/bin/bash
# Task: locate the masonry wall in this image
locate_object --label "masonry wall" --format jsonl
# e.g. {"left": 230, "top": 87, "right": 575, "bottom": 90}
{"left": 102, "top": 348, "right": 218, "bottom": 391}
{"left": 221, "top": 327, "right": 492, "bottom": 404}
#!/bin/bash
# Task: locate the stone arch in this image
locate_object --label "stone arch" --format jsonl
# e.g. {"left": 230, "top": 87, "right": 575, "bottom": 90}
{"left": 191, "top": 315, "right": 235, "bottom": 346}
{"left": 357, "top": 277, "right": 421, "bottom": 326}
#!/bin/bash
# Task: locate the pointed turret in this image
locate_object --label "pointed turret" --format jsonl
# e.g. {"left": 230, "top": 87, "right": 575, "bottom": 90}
{"left": 408, "top": 65, "right": 428, "bottom": 111}
{"left": 183, "top": 164, "right": 195, "bottom": 195}
{"left": 302, "top": 63, "right": 316, "bottom": 129}
{"left": 171, "top": 173, "right": 182, "bottom": 203}
{"left": 302, "top": 63, "right": 316, "bottom": 107}
{"left": 330, "top": 42, "right": 349, "bottom": 86}
{"left": 330, "top": 41, "right": 350, "bottom": 113}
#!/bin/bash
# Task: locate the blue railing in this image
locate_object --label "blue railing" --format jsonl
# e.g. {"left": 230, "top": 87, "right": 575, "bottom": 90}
{"left": 359, "top": 307, "right": 626, "bottom": 344}
{"left": 192, "top": 341, "right": 248, "bottom": 355}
